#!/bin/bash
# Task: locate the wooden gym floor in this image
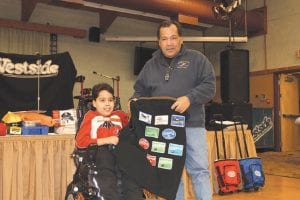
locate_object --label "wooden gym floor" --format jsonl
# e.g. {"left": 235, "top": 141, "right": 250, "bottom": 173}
{"left": 213, "top": 174, "right": 300, "bottom": 199}
{"left": 147, "top": 151, "right": 300, "bottom": 200}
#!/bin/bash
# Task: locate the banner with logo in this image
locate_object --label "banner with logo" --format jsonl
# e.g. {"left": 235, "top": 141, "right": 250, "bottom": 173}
{"left": 0, "top": 51, "right": 77, "bottom": 119}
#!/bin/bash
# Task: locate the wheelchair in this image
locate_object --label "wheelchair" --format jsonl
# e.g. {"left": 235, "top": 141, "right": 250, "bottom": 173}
{"left": 65, "top": 145, "right": 105, "bottom": 200}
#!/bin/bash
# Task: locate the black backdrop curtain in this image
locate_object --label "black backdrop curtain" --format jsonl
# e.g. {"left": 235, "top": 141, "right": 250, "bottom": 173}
{"left": 0, "top": 51, "right": 77, "bottom": 119}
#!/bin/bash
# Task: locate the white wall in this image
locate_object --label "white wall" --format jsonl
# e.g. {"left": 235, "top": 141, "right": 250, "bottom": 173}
{"left": 205, "top": 0, "right": 300, "bottom": 73}
{"left": 265, "top": 0, "right": 300, "bottom": 69}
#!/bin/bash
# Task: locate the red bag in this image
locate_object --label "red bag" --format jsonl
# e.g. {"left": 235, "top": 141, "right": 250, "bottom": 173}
{"left": 214, "top": 159, "right": 241, "bottom": 194}
{"left": 212, "top": 114, "right": 241, "bottom": 194}
{"left": 0, "top": 122, "right": 7, "bottom": 136}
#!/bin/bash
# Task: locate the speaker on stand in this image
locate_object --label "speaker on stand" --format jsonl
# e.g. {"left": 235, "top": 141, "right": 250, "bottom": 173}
{"left": 208, "top": 48, "right": 253, "bottom": 130}
{"left": 206, "top": 4, "right": 253, "bottom": 131}
{"left": 220, "top": 48, "right": 249, "bottom": 103}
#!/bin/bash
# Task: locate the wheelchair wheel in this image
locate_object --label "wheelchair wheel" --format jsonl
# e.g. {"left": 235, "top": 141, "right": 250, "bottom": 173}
{"left": 65, "top": 192, "right": 85, "bottom": 200}
{"left": 65, "top": 182, "right": 85, "bottom": 200}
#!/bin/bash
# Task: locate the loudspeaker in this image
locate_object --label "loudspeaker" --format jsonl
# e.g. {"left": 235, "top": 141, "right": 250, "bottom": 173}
{"left": 221, "top": 49, "right": 249, "bottom": 103}
{"left": 88, "top": 27, "right": 100, "bottom": 42}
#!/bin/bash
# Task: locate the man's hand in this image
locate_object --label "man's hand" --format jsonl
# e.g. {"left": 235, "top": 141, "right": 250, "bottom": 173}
{"left": 127, "top": 98, "right": 138, "bottom": 116}
{"left": 171, "top": 96, "right": 190, "bottom": 113}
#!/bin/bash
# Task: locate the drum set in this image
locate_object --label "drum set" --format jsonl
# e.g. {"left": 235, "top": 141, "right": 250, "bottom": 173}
{"left": 74, "top": 72, "right": 121, "bottom": 129}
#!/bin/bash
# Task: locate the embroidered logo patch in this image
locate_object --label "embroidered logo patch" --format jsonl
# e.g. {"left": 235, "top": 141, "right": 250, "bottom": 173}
{"left": 154, "top": 115, "right": 169, "bottom": 125}
{"left": 254, "top": 170, "right": 262, "bottom": 177}
{"left": 177, "top": 60, "right": 190, "bottom": 69}
{"left": 227, "top": 170, "right": 236, "bottom": 178}
{"left": 168, "top": 143, "right": 184, "bottom": 156}
{"left": 139, "top": 111, "right": 152, "bottom": 124}
{"left": 151, "top": 141, "right": 166, "bottom": 154}
{"left": 145, "top": 126, "right": 160, "bottom": 138}
{"left": 171, "top": 115, "right": 185, "bottom": 127}
{"left": 147, "top": 154, "right": 157, "bottom": 166}
{"left": 139, "top": 138, "right": 150, "bottom": 150}
{"left": 161, "top": 128, "right": 176, "bottom": 140}
{"left": 158, "top": 157, "right": 173, "bottom": 170}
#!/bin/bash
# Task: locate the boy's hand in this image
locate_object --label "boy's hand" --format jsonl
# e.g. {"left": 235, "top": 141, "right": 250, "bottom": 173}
{"left": 97, "top": 136, "right": 119, "bottom": 146}
{"left": 107, "top": 136, "right": 119, "bottom": 145}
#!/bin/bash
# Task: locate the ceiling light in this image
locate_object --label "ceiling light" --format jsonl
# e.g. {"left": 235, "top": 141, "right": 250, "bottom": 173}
{"left": 212, "top": 0, "right": 241, "bottom": 20}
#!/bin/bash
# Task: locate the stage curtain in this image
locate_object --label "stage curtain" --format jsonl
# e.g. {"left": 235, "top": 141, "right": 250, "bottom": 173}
{"left": 0, "top": 27, "right": 49, "bottom": 54}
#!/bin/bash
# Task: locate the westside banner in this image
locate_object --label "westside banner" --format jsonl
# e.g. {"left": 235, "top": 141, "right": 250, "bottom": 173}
{"left": 0, "top": 51, "right": 77, "bottom": 119}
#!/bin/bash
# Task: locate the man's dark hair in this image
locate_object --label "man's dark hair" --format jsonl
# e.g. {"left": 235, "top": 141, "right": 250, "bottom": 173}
{"left": 92, "top": 82, "right": 114, "bottom": 100}
{"left": 156, "top": 20, "right": 182, "bottom": 39}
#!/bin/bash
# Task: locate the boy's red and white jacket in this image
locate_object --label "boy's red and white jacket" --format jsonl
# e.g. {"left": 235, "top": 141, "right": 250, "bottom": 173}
{"left": 76, "top": 110, "right": 129, "bottom": 148}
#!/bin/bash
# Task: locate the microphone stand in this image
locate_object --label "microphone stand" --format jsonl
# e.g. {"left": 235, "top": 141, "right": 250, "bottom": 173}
{"left": 92, "top": 71, "right": 120, "bottom": 97}
{"left": 93, "top": 71, "right": 121, "bottom": 109}
{"left": 36, "top": 53, "right": 42, "bottom": 113}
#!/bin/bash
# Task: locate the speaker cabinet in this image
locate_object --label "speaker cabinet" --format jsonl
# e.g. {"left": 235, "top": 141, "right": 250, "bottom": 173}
{"left": 89, "top": 27, "right": 100, "bottom": 42}
{"left": 221, "top": 49, "right": 249, "bottom": 103}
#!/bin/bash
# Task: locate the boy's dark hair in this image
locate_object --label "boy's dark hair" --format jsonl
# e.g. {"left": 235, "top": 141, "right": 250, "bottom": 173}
{"left": 92, "top": 83, "right": 114, "bottom": 100}
{"left": 156, "top": 20, "right": 182, "bottom": 39}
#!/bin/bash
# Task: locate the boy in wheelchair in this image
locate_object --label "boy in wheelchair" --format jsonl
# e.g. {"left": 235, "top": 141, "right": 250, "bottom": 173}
{"left": 65, "top": 83, "right": 144, "bottom": 200}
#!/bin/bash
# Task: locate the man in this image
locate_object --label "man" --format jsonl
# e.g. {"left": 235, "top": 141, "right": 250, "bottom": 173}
{"left": 131, "top": 20, "right": 216, "bottom": 200}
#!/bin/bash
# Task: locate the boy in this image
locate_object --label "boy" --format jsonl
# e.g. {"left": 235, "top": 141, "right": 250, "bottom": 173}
{"left": 76, "top": 82, "right": 144, "bottom": 200}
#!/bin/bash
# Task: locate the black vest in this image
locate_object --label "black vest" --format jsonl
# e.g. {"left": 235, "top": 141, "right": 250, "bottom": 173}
{"left": 115, "top": 98, "right": 187, "bottom": 200}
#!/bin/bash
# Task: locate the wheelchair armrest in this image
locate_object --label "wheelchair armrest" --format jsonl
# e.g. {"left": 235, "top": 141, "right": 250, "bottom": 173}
{"left": 73, "top": 144, "right": 98, "bottom": 165}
